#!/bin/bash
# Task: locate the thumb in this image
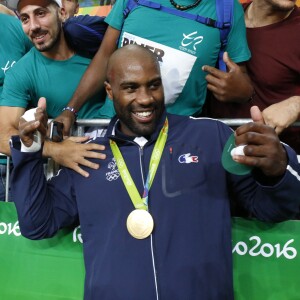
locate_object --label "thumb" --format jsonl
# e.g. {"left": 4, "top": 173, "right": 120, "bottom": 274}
{"left": 250, "top": 106, "right": 265, "bottom": 124}
{"left": 38, "top": 97, "right": 47, "bottom": 111}
{"left": 223, "top": 52, "right": 236, "bottom": 72}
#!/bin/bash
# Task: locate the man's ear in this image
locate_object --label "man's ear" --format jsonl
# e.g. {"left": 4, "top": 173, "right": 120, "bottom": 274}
{"left": 75, "top": 3, "right": 79, "bottom": 15}
{"left": 104, "top": 81, "right": 113, "bottom": 101}
{"left": 59, "top": 7, "right": 67, "bottom": 22}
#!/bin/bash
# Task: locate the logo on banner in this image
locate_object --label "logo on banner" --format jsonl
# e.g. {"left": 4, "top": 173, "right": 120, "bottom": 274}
{"left": 0, "top": 221, "right": 21, "bottom": 236}
{"left": 233, "top": 235, "right": 297, "bottom": 260}
{"left": 73, "top": 225, "right": 83, "bottom": 243}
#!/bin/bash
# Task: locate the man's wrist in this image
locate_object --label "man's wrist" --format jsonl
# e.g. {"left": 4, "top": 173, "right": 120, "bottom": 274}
{"left": 20, "top": 139, "right": 41, "bottom": 152}
{"left": 62, "top": 106, "right": 78, "bottom": 119}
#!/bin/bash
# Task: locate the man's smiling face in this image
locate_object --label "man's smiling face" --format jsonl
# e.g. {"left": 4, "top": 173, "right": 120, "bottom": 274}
{"left": 105, "top": 46, "right": 165, "bottom": 137}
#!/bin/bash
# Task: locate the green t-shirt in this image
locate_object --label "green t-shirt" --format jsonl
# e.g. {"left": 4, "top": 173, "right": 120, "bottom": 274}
{"left": 103, "top": 0, "right": 251, "bottom": 117}
{"left": 0, "top": 15, "right": 32, "bottom": 164}
{"left": 0, "top": 48, "right": 107, "bottom": 119}
{"left": 0, "top": 14, "right": 32, "bottom": 96}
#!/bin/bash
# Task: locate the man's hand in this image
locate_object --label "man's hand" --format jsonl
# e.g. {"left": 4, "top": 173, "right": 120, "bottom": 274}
{"left": 53, "top": 109, "right": 76, "bottom": 137}
{"left": 19, "top": 97, "right": 48, "bottom": 147}
{"left": 17, "top": 98, "right": 107, "bottom": 177}
{"left": 46, "top": 136, "right": 106, "bottom": 178}
{"left": 233, "top": 106, "right": 287, "bottom": 177}
{"left": 262, "top": 96, "right": 300, "bottom": 134}
{"left": 202, "top": 52, "right": 253, "bottom": 103}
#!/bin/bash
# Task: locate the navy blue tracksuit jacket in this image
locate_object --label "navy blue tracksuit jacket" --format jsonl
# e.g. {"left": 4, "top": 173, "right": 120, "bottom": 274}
{"left": 10, "top": 112, "right": 300, "bottom": 300}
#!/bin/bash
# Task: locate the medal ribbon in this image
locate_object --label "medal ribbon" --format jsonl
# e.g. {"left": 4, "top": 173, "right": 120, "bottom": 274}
{"left": 110, "top": 118, "right": 168, "bottom": 211}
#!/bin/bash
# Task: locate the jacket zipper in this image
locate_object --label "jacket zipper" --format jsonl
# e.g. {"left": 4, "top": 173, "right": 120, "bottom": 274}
{"left": 110, "top": 134, "right": 160, "bottom": 298}
{"left": 139, "top": 145, "right": 159, "bottom": 300}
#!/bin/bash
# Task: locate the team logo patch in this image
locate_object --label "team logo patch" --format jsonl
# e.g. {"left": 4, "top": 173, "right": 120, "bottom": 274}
{"left": 180, "top": 31, "right": 204, "bottom": 53}
{"left": 178, "top": 153, "right": 198, "bottom": 164}
{"left": 106, "top": 158, "right": 120, "bottom": 181}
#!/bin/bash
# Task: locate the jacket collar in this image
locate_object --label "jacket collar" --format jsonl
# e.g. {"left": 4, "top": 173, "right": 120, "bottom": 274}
{"left": 106, "top": 110, "right": 167, "bottom": 145}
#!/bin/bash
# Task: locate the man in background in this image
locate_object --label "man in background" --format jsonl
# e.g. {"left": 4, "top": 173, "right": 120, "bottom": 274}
{"left": 0, "top": 12, "right": 32, "bottom": 200}
{"left": 53, "top": 0, "right": 253, "bottom": 135}
{"left": 204, "top": 0, "right": 300, "bottom": 153}
{"left": 62, "top": 0, "right": 78, "bottom": 19}
{"left": 0, "top": 0, "right": 107, "bottom": 178}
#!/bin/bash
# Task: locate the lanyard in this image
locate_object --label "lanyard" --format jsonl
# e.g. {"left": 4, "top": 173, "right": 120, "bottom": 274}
{"left": 110, "top": 118, "right": 168, "bottom": 211}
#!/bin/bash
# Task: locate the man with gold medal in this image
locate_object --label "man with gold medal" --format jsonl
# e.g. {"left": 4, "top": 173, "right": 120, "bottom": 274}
{"left": 10, "top": 45, "right": 300, "bottom": 300}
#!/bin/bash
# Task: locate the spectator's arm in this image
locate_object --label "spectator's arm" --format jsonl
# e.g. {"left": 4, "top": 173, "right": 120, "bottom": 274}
{"left": 262, "top": 96, "right": 300, "bottom": 134}
{"left": 42, "top": 137, "right": 106, "bottom": 178}
{"left": 0, "top": 106, "right": 106, "bottom": 177}
{"left": 54, "top": 26, "right": 120, "bottom": 136}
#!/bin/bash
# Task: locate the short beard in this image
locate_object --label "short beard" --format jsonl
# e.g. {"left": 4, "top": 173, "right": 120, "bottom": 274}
{"left": 115, "top": 102, "right": 164, "bottom": 137}
{"left": 120, "top": 117, "right": 158, "bottom": 137}
{"left": 36, "top": 17, "right": 62, "bottom": 52}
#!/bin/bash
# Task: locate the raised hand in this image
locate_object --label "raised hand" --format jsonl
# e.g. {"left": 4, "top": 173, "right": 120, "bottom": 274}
{"left": 19, "top": 97, "right": 48, "bottom": 148}
{"left": 232, "top": 106, "right": 287, "bottom": 177}
{"left": 202, "top": 52, "right": 253, "bottom": 103}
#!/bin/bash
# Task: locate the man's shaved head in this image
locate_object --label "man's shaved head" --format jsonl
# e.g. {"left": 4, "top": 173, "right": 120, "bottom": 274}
{"left": 106, "top": 45, "right": 160, "bottom": 83}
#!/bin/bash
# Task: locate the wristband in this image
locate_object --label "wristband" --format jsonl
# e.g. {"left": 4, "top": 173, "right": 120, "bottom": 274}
{"left": 62, "top": 106, "right": 78, "bottom": 119}
{"left": 21, "top": 138, "right": 41, "bottom": 152}
{"left": 21, "top": 108, "right": 42, "bottom": 152}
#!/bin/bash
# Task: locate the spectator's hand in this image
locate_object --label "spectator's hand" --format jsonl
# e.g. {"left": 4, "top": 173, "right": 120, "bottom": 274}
{"left": 202, "top": 52, "right": 253, "bottom": 103}
{"left": 53, "top": 109, "right": 76, "bottom": 137}
{"left": 49, "top": 136, "right": 106, "bottom": 177}
{"left": 233, "top": 106, "right": 287, "bottom": 177}
{"left": 19, "top": 97, "right": 48, "bottom": 147}
{"left": 262, "top": 96, "right": 300, "bottom": 134}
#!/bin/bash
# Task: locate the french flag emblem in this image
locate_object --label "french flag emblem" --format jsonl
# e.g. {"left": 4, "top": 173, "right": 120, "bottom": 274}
{"left": 178, "top": 153, "right": 198, "bottom": 164}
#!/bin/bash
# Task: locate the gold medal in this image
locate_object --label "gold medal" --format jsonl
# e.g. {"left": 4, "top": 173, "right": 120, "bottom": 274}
{"left": 126, "top": 209, "right": 154, "bottom": 239}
